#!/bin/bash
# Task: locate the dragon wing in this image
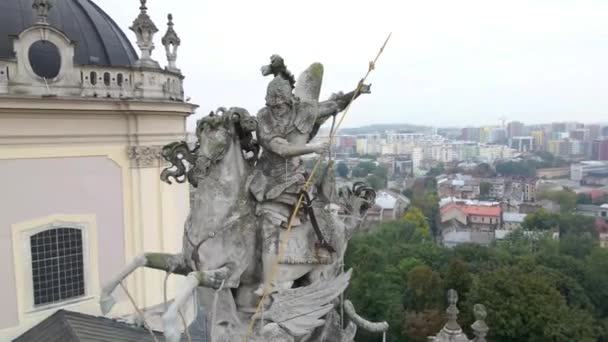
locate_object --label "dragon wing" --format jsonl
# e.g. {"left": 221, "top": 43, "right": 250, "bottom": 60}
{"left": 263, "top": 269, "right": 352, "bottom": 337}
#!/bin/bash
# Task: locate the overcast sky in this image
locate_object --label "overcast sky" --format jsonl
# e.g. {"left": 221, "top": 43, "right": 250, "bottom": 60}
{"left": 103, "top": 0, "right": 608, "bottom": 129}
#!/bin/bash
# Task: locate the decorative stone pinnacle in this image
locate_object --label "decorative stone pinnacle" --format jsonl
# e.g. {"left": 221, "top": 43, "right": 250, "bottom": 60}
{"left": 162, "top": 13, "right": 181, "bottom": 73}
{"left": 444, "top": 289, "right": 462, "bottom": 331}
{"left": 32, "top": 0, "right": 52, "bottom": 25}
{"left": 428, "top": 290, "right": 469, "bottom": 342}
{"left": 471, "top": 304, "right": 489, "bottom": 342}
{"left": 130, "top": 0, "right": 160, "bottom": 68}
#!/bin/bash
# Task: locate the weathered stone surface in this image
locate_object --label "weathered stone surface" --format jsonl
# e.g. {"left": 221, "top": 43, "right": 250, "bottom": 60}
{"left": 127, "top": 145, "right": 164, "bottom": 168}
{"left": 102, "top": 55, "right": 388, "bottom": 342}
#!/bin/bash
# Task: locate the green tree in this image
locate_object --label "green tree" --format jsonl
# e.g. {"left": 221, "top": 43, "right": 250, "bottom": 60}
{"left": 522, "top": 209, "right": 559, "bottom": 231}
{"left": 372, "top": 165, "right": 389, "bottom": 180}
{"left": 426, "top": 164, "right": 445, "bottom": 177}
{"left": 345, "top": 206, "right": 608, "bottom": 342}
{"left": 352, "top": 167, "right": 368, "bottom": 177}
{"left": 444, "top": 259, "right": 473, "bottom": 301}
{"left": 537, "top": 189, "right": 577, "bottom": 213}
{"left": 496, "top": 160, "right": 536, "bottom": 177}
{"left": 577, "top": 193, "right": 593, "bottom": 205}
{"left": 366, "top": 174, "right": 385, "bottom": 190}
{"left": 555, "top": 213, "right": 596, "bottom": 237}
{"left": 402, "top": 207, "right": 431, "bottom": 238}
{"left": 403, "top": 309, "right": 444, "bottom": 342}
{"left": 479, "top": 182, "right": 491, "bottom": 198}
{"left": 464, "top": 267, "right": 599, "bottom": 341}
{"left": 336, "top": 161, "right": 349, "bottom": 178}
{"left": 403, "top": 265, "right": 443, "bottom": 312}
{"left": 582, "top": 248, "right": 608, "bottom": 317}
{"left": 358, "top": 161, "right": 377, "bottom": 174}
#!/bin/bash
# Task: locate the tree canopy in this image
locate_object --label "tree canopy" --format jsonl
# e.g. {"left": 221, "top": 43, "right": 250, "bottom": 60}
{"left": 345, "top": 208, "right": 607, "bottom": 341}
{"left": 337, "top": 161, "right": 349, "bottom": 178}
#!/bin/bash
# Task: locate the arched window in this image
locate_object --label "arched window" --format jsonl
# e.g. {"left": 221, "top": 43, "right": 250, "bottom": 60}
{"left": 90, "top": 71, "right": 97, "bottom": 86}
{"left": 103, "top": 72, "right": 111, "bottom": 86}
{"left": 117, "top": 73, "right": 123, "bottom": 87}
{"left": 30, "top": 227, "right": 85, "bottom": 306}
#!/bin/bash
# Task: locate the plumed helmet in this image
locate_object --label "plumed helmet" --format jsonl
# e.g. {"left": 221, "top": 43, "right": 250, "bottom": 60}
{"left": 265, "top": 76, "right": 293, "bottom": 107}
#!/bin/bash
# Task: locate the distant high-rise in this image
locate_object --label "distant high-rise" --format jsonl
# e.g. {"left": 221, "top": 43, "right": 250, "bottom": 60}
{"left": 460, "top": 127, "right": 480, "bottom": 142}
{"left": 570, "top": 129, "right": 590, "bottom": 141}
{"left": 531, "top": 130, "right": 545, "bottom": 151}
{"left": 552, "top": 122, "right": 567, "bottom": 133}
{"left": 479, "top": 127, "right": 493, "bottom": 143}
{"left": 587, "top": 124, "right": 601, "bottom": 140}
{"left": 592, "top": 139, "right": 608, "bottom": 161}
{"left": 507, "top": 121, "right": 524, "bottom": 139}
{"left": 548, "top": 139, "right": 573, "bottom": 158}
{"left": 510, "top": 136, "right": 534, "bottom": 153}
{"left": 489, "top": 127, "right": 507, "bottom": 144}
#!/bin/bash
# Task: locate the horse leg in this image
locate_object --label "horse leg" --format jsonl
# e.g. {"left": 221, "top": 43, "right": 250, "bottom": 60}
{"left": 162, "top": 267, "right": 230, "bottom": 342}
{"left": 100, "top": 252, "right": 190, "bottom": 315}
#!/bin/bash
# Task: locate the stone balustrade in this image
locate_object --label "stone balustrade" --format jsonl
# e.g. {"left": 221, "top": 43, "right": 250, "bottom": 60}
{"left": 0, "top": 58, "right": 184, "bottom": 102}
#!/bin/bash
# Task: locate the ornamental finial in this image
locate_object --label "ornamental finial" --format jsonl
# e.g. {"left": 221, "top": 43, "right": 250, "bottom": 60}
{"left": 130, "top": 0, "right": 160, "bottom": 68}
{"left": 32, "top": 0, "right": 52, "bottom": 25}
{"left": 471, "top": 304, "right": 489, "bottom": 342}
{"left": 162, "top": 13, "right": 181, "bottom": 73}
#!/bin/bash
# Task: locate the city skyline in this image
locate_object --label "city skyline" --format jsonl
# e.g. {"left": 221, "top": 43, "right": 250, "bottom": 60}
{"left": 99, "top": 0, "right": 608, "bottom": 130}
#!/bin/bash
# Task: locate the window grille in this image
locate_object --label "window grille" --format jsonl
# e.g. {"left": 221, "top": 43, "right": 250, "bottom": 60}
{"left": 30, "top": 228, "right": 85, "bottom": 306}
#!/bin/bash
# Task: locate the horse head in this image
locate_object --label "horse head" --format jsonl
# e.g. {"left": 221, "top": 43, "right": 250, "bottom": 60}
{"left": 160, "top": 107, "right": 258, "bottom": 187}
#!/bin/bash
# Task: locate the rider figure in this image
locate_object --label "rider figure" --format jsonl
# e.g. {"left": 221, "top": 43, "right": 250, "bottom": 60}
{"left": 249, "top": 55, "right": 370, "bottom": 293}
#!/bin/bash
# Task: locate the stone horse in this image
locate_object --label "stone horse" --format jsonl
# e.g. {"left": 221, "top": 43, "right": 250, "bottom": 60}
{"left": 100, "top": 107, "right": 386, "bottom": 341}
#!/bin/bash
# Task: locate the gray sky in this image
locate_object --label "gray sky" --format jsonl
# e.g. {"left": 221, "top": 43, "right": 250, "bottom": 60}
{"left": 103, "top": 0, "right": 608, "bottom": 129}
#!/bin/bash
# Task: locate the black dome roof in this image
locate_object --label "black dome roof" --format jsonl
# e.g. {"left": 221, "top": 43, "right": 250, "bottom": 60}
{"left": 0, "top": 0, "right": 138, "bottom": 67}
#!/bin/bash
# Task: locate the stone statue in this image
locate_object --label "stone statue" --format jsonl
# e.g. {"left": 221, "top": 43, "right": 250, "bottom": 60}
{"left": 100, "top": 56, "right": 386, "bottom": 342}
{"left": 250, "top": 55, "right": 371, "bottom": 294}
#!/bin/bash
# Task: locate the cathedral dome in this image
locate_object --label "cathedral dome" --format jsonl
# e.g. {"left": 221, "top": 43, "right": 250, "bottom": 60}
{"left": 0, "top": 0, "right": 138, "bottom": 67}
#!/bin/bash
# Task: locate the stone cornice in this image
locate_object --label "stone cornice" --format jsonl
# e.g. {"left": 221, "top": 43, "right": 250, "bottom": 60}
{"left": 0, "top": 96, "right": 198, "bottom": 115}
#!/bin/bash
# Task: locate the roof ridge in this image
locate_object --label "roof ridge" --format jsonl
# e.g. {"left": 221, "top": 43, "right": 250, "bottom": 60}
{"left": 58, "top": 309, "right": 82, "bottom": 342}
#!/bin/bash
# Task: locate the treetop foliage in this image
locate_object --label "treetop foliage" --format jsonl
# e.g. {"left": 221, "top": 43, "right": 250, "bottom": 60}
{"left": 346, "top": 206, "right": 607, "bottom": 342}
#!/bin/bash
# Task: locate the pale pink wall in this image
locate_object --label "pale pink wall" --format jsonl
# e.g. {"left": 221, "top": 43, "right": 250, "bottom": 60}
{"left": 0, "top": 156, "right": 125, "bottom": 329}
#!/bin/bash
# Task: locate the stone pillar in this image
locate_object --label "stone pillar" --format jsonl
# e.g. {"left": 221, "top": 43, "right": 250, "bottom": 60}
{"left": 0, "top": 63, "right": 7, "bottom": 94}
{"left": 161, "top": 14, "right": 181, "bottom": 73}
{"left": 127, "top": 145, "right": 185, "bottom": 307}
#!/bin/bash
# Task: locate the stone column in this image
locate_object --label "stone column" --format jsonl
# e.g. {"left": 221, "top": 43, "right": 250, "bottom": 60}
{"left": 127, "top": 145, "right": 185, "bottom": 307}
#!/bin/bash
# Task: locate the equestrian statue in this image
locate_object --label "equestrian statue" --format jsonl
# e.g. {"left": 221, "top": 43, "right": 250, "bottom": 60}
{"left": 100, "top": 55, "right": 388, "bottom": 342}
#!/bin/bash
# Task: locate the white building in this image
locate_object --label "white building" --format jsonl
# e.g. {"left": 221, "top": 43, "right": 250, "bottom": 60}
{"left": 571, "top": 161, "right": 608, "bottom": 182}
{"left": 0, "top": 1, "right": 195, "bottom": 338}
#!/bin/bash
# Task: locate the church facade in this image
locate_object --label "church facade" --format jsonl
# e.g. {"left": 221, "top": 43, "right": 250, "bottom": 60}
{"left": 0, "top": 0, "right": 195, "bottom": 339}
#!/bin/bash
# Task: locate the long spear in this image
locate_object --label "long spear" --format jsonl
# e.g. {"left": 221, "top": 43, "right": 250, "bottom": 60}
{"left": 242, "top": 32, "right": 392, "bottom": 342}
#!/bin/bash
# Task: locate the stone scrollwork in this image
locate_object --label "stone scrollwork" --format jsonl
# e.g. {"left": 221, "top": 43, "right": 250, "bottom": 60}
{"left": 127, "top": 145, "right": 164, "bottom": 168}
